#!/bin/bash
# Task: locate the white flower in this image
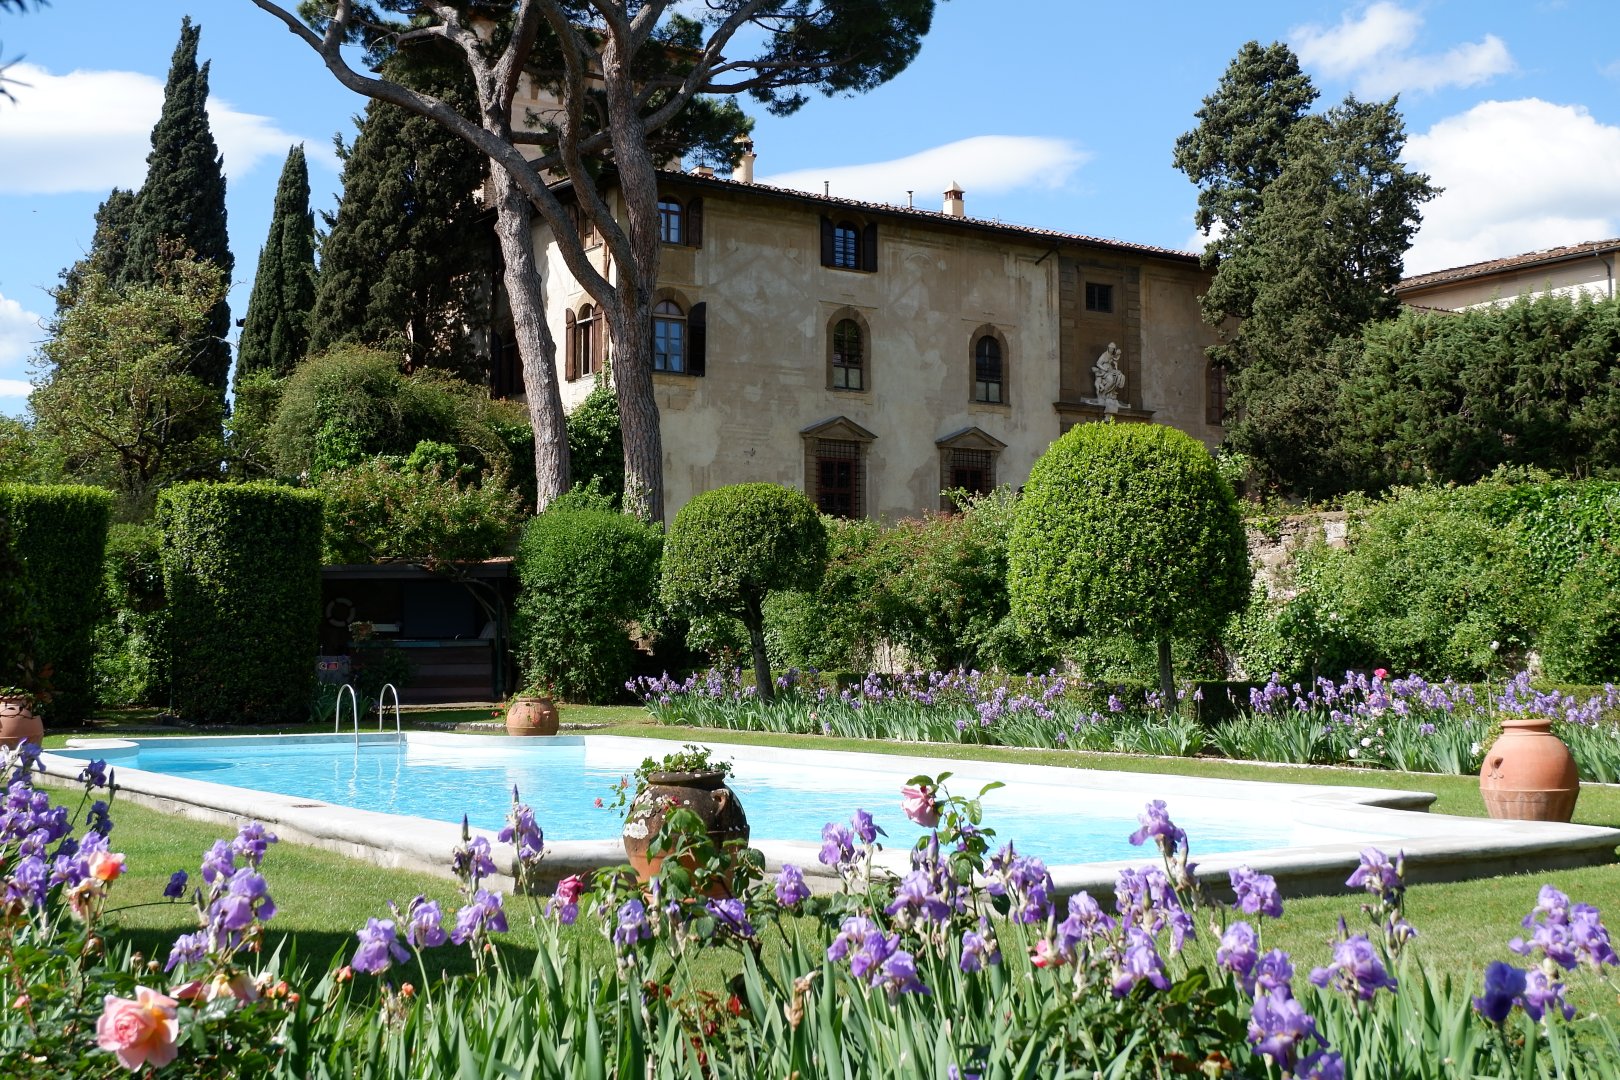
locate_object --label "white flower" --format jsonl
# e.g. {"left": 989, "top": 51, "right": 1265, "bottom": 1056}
{"left": 1348, "top": 748, "right": 1359, "bottom": 759}
{"left": 1361, "top": 737, "right": 1373, "bottom": 748}
{"left": 1490, "top": 640, "right": 1500, "bottom": 651}
{"left": 622, "top": 820, "right": 649, "bottom": 840}
{"left": 1470, "top": 742, "right": 1482, "bottom": 755}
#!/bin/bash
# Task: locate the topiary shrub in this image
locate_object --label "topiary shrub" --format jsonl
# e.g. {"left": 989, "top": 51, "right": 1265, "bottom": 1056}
{"left": 158, "top": 482, "right": 324, "bottom": 724}
{"left": 662, "top": 484, "right": 828, "bottom": 700}
{"left": 93, "top": 523, "right": 169, "bottom": 708}
{"left": 1540, "top": 545, "right": 1620, "bottom": 684}
{"left": 514, "top": 507, "right": 663, "bottom": 703}
{"left": 1008, "top": 423, "right": 1249, "bottom": 704}
{"left": 0, "top": 483, "right": 113, "bottom": 722}
{"left": 763, "top": 516, "right": 882, "bottom": 673}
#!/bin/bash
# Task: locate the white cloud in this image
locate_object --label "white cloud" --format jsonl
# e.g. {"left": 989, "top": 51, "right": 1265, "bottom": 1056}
{"left": 757, "top": 135, "right": 1089, "bottom": 210}
{"left": 1404, "top": 99, "right": 1620, "bottom": 274}
{"left": 1292, "top": 2, "right": 1513, "bottom": 97}
{"left": 0, "top": 62, "right": 336, "bottom": 196}
{"left": 0, "top": 292, "right": 45, "bottom": 379}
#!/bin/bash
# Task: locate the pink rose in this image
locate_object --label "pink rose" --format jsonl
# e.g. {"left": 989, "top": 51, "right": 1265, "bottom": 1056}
{"left": 89, "top": 850, "right": 126, "bottom": 883}
{"left": 96, "top": 986, "right": 179, "bottom": 1072}
{"left": 555, "top": 874, "right": 586, "bottom": 905}
{"left": 1373, "top": 668, "right": 1388, "bottom": 680}
{"left": 900, "top": 784, "right": 939, "bottom": 828}
{"left": 1030, "top": 939, "right": 1062, "bottom": 969}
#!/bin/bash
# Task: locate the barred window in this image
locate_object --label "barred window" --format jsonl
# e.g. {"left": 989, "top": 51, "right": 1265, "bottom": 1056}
{"left": 815, "top": 439, "right": 863, "bottom": 518}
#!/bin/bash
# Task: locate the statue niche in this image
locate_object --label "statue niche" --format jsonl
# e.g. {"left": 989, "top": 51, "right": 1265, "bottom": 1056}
{"left": 1091, "top": 342, "right": 1126, "bottom": 406}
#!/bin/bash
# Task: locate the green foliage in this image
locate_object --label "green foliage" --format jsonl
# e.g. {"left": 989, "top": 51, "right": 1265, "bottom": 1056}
{"left": 1541, "top": 546, "right": 1620, "bottom": 683}
{"left": 318, "top": 458, "right": 523, "bottom": 568}
{"left": 119, "top": 17, "right": 233, "bottom": 395}
{"left": 267, "top": 346, "right": 526, "bottom": 480}
{"left": 226, "top": 368, "right": 284, "bottom": 480}
{"left": 1343, "top": 293, "right": 1620, "bottom": 488}
{"left": 1178, "top": 43, "right": 1435, "bottom": 496}
{"left": 157, "top": 481, "right": 323, "bottom": 724}
{"left": 53, "top": 187, "right": 136, "bottom": 315}
{"left": 565, "top": 378, "right": 625, "bottom": 508}
{"left": 0, "top": 417, "right": 63, "bottom": 485}
{"left": 1008, "top": 423, "right": 1249, "bottom": 694}
{"left": 1280, "top": 489, "right": 1546, "bottom": 679}
{"left": 764, "top": 516, "right": 882, "bottom": 673}
{"left": 514, "top": 507, "right": 663, "bottom": 704}
{"left": 307, "top": 47, "right": 491, "bottom": 379}
{"left": 30, "top": 258, "right": 228, "bottom": 515}
{"left": 237, "top": 145, "right": 317, "bottom": 380}
{"left": 0, "top": 483, "right": 113, "bottom": 722}
{"left": 93, "top": 523, "right": 169, "bottom": 708}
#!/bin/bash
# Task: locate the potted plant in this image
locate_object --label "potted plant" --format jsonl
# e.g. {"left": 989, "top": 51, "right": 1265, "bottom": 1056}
{"left": 505, "top": 681, "right": 560, "bottom": 736}
{"left": 0, "top": 658, "right": 53, "bottom": 749}
{"left": 619, "top": 745, "right": 750, "bottom": 886}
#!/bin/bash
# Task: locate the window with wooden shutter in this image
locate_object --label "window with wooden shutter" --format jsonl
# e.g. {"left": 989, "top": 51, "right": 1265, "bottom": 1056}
{"left": 564, "top": 309, "right": 578, "bottom": 381}
{"left": 820, "top": 216, "right": 836, "bottom": 267}
{"left": 688, "top": 302, "right": 707, "bottom": 377}
{"left": 861, "top": 223, "right": 878, "bottom": 272}
{"left": 687, "top": 197, "right": 703, "bottom": 247}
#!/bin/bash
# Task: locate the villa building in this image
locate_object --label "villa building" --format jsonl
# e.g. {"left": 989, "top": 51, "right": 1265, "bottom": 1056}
{"left": 1396, "top": 238, "right": 1620, "bottom": 312}
{"left": 496, "top": 158, "right": 1225, "bottom": 523}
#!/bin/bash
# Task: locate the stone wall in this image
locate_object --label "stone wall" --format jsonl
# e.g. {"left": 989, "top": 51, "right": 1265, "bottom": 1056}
{"left": 1245, "top": 511, "right": 1349, "bottom": 597}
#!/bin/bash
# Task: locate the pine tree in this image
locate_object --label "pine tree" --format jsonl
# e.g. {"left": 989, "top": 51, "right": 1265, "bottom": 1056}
{"left": 237, "top": 145, "right": 316, "bottom": 381}
{"left": 120, "top": 17, "right": 233, "bottom": 396}
{"left": 307, "top": 48, "right": 490, "bottom": 380}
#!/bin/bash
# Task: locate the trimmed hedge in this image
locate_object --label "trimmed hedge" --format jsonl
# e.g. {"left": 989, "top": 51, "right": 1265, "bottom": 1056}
{"left": 514, "top": 508, "right": 663, "bottom": 703}
{"left": 0, "top": 484, "right": 113, "bottom": 722}
{"left": 157, "top": 482, "right": 324, "bottom": 724}
{"left": 93, "top": 524, "right": 169, "bottom": 708}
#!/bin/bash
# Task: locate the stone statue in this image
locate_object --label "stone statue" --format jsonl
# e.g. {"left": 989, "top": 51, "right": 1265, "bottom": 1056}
{"left": 1092, "top": 342, "right": 1125, "bottom": 404}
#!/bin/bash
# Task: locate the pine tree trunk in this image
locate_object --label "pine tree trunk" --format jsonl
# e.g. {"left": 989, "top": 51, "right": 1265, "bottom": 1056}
{"left": 491, "top": 166, "right": 569, "bottom": 508}
{"left": 607, "top": 302, "right": 665, "bottom": 523}
{"left": 745, "top": 597, "right": 773, "bottom": 703}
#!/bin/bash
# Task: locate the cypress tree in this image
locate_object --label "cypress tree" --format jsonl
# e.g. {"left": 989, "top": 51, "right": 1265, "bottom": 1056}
{"left": 237, "top": 145, "right": 317, "bottom": 381}
{"left": 121, "top": 17, "right": 233, "bottom": 397}
{"left": 307, "top": 48, "right": 491, "bottom": 380}
{"left": 54, "top": 187, "right": 137, "bottom": 315}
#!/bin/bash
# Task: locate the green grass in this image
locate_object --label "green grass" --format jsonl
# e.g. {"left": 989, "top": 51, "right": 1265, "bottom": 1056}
{"left": 40, "top": 706, "right": 1620, "bottom": 1017}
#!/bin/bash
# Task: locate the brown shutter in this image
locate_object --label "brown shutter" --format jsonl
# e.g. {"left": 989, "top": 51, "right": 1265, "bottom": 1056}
{"left": 820, "top": 216, "right": 835, "bottom": 267}
{"left": 688, "top": 302, "right": 706, "bottom": 377}
{"left": 861, "top": 223, "right": 878, "bottom": 272}
{"left": 687, "top": 197, "right": 703, "bottom": 247}
{"left": 564, "top": 310, "right": 578, "bottom": 382}
{"left": 591, "top": 313, "right": 605, "bottom": 374}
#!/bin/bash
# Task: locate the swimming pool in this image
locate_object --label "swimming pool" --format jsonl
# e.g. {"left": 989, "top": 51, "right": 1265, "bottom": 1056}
{"left": 43, "top": 733, "right": 1620, "bottom": 897}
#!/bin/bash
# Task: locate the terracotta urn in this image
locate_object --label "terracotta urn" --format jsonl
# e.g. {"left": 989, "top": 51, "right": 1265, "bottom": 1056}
{"left": 1479, "top": 716, "right": 1580, "bottom": 822}
{"left": 622, "top": 770, "right": 750, "bottom": 886}
{"left": 0, "top": 695, "right": 43, "bottom": 750}
{"left": 505, "top": 696, "right": 560, "bottom": 736}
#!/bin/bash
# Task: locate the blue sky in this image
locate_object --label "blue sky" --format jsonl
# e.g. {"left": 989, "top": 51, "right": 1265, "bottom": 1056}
{"left": 3, "top": 0, "right": 1619, "bottom": 418}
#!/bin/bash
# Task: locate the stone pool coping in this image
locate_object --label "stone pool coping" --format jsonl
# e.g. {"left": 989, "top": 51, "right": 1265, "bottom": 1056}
{"left": 41, "top": 732, "right": 1620, "bottom": 902}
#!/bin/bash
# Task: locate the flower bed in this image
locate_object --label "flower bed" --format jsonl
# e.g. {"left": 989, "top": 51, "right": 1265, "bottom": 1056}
{"left": 629, "top": 668, "right": 1620, "bottom": 782}
{"left": 5, "top": 742, "right": 1620, "bottom": 1075}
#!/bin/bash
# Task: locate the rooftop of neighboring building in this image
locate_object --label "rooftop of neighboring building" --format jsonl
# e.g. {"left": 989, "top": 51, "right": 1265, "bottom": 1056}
{"left": 1398, "top": 238, "right": 1620, "bottom": 293}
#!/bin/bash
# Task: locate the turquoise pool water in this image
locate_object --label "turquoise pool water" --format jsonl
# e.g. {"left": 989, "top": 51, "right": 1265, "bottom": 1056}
{"left": 56, "top": 736, "right": 1317, "bottom": 865}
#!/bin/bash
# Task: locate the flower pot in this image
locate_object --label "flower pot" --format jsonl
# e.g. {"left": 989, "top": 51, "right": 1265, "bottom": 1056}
{"left": 1479, "top": 716, "right": 1579, "bottom": 822}
{"left": 623, "top": 769, "right": 750, "bottom": 887}
{"left": 505, "top": 696, "right": 559, "bottom": 736}
{"left": 0, "top": 695, "right": 43, "bottom": 750}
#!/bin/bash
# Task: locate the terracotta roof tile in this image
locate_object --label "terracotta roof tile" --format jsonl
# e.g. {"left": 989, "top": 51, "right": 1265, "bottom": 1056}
{"left": 1398, "top": 238, "right": 1620, "bottom": 292}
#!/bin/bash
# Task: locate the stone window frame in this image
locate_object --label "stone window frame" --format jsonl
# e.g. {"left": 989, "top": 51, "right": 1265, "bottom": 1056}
{"left": 1084, "top": 281, "right": 1114, "bottom": 313}
{"left": 801, "top": 416, "right": 877, "bottom": 519}
{"left": 936, "top": 426, "right": 1007, "bottom": 511}
{"left": 650, "top": 287, "right": 707, "bottom": 377}
{"left": 826, "top": 307, "right": 872, "bottom": 393}
{"left": 969, "top": 324, "right": 1010, "bottom": 405}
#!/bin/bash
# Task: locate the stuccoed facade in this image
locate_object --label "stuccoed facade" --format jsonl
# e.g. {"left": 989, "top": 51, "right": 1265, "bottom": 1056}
{"left": 1396, "top": 238, "right": 1620, "bottom": 311}
{"left": 524, "top": 172, "right": 1223, "bottom": 524}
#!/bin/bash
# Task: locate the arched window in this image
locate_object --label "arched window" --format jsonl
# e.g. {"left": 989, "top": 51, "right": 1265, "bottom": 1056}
{"left": 973, "top": 335, "right": 1003, "bottom": 403}
{"left": 1206, "top": 362, "right": 1230, "bottom": 425}
{"left": 831, "top": 318, "right": 864, "bottom": 390}
{"left": 832, "top": 221, "right": 860, "bottom": 269}
{"left": 652, "top": 300, "right": 686, "bottom": 373}
{"left": 575, "top": 304, "right": 597, "bottom": 378}
{"left": 658, "top": 197, "right": 684, "bottom": 244}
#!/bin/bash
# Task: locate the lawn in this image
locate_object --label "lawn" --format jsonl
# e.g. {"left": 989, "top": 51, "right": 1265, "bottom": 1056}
{"left": 50, "top": 703, "right": 1620, "bottom": 1017}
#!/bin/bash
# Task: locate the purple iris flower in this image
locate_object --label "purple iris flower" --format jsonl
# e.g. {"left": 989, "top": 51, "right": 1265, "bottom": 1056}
{"left": 1247, "top": 991, "right": 1320, "bottom": 1070}
{"left": 960, "top": 927, "right": 999, "bottom": 973}
{"left": 1218, "top": 921, "right": 1259, "bottom": 989}
{"left": 211, "top": 869, "right": 276, "bottom": 932}
{"left": 404, "top": 895, "right": 448, "bottom": 948}
{"left": 87, "top": 800, "right": 113, "bottom": 836}
{"left": 611, "top": 897, "right": 651, "bottom": 950}
{"left": 498, "top": 800, "right": 545, "bottom": 862}
{"left": 165, "top": 930, "right": 209, "bottom": 971}
{"left": 1127, "top": 800, "right": 1187, "bottom": 858}
{"left": 1111, "top": 927, "right": 1169, "bottom": 996}
{"left": 1473, "top": 961, "right": 1526, "bottom": 1024}
{"left": 76, "top": 760, "right": 110, "bottom": 789}
{"left": 851, "top": 809, "right": 885, "bottom": 846}
{"left": 987, "top": 845, "right": 1052, "bottom": 924}
{"left": 850, "top": 931, "right": 900, "bottom": 983}
{"left": 707, "top": 898, "right": 755, "bottom": 938}
{"left": 1308, "top": 935, "right": 1398, "bottom": 1001}
{"left": 163, "top": 870, "right": 189, "bottom": 899}
{"left": 877, "top": 949, "right": 928, "bottom": 997}
{"left": 4, "top": 853, "right": 47, "bottom": 908}
{"left": 1253, "top": 949, "right": 1295, "bottom": 997}
{"left": 1055, "top": 892, "right": 1115, "bottom": 962}
{"left": 1298, "top": 1050, "right": 1345, "bottom": 1080}
{"left": 885, "top": 870, "right": 952, "bottom": 927}
{"left": 452, "top": 835, "right": 499, "bottom": 884}
{"left": 1520, "top": 968, "right": 1575, "bottom": 1022}
{"left": 352, "top": 917, "right": 411, "bottom": 975}
{"left": 1230, "top": 866, "right": 1283, "bottom": 919}
{"left": 774, "top": 864, "right": 811, "bottom": 907}
{"left": 231, "top": 822, "right": 278, "bottom": 868}
{"left": 827, "top": 916, "right": 878, "bottom": 963}
{"left": 451, "top": 889, "right": 509, "bottom": 945}
{"left": 200, "top": 839, "right": 236, "bottom": 884}
{"left": 818, "top": 822, "right": 856, "bottom": 871}
{"left": 1345, "top": 848, "right": 1404, "bottom": 902}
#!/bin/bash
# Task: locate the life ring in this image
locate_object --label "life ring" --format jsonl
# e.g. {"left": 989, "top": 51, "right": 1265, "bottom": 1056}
{"left": 325, "top": 597, "right": 356, "bottom": 627}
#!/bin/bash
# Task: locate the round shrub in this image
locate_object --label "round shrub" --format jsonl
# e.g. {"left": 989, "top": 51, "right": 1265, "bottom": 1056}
{"left": 0, "top": 483, "right": 113, "bottom": 722}
{"left": 158, "top": 482, "right": 324, "bottom": 724}
{"left": 514, "top": 508, "right": 663, "bottom": 703}
{"left": 1541, "top": 546, "right": 1620, "bottom": 683}
{"left": 1008, "top": 423, "right": 1248, "bottom": 702}
{"left": 662, "top": 483, "right": 827, "bottom": 699}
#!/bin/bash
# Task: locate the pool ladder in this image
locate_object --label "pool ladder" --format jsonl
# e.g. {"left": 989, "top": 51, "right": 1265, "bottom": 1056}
{"left": 332, "top": 683, "right": 403, "bottom": 743}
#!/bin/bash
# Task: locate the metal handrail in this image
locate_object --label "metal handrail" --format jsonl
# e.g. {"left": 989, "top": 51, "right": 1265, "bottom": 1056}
{"left": 335, "top": 683, "right": 360, "bottom": 743}
{"left": 378, "top": 682, "right": 402, "bottom": 738}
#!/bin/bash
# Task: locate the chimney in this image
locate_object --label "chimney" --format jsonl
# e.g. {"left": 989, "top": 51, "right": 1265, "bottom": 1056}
{"left": 693, "top": 164, "right": 715, "bottom": 178}
{"left": 734, "top": 136, "right": 756, "bottom": 184}
{"left": 943, "top": 181, "right": 965, "bottom": 218}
